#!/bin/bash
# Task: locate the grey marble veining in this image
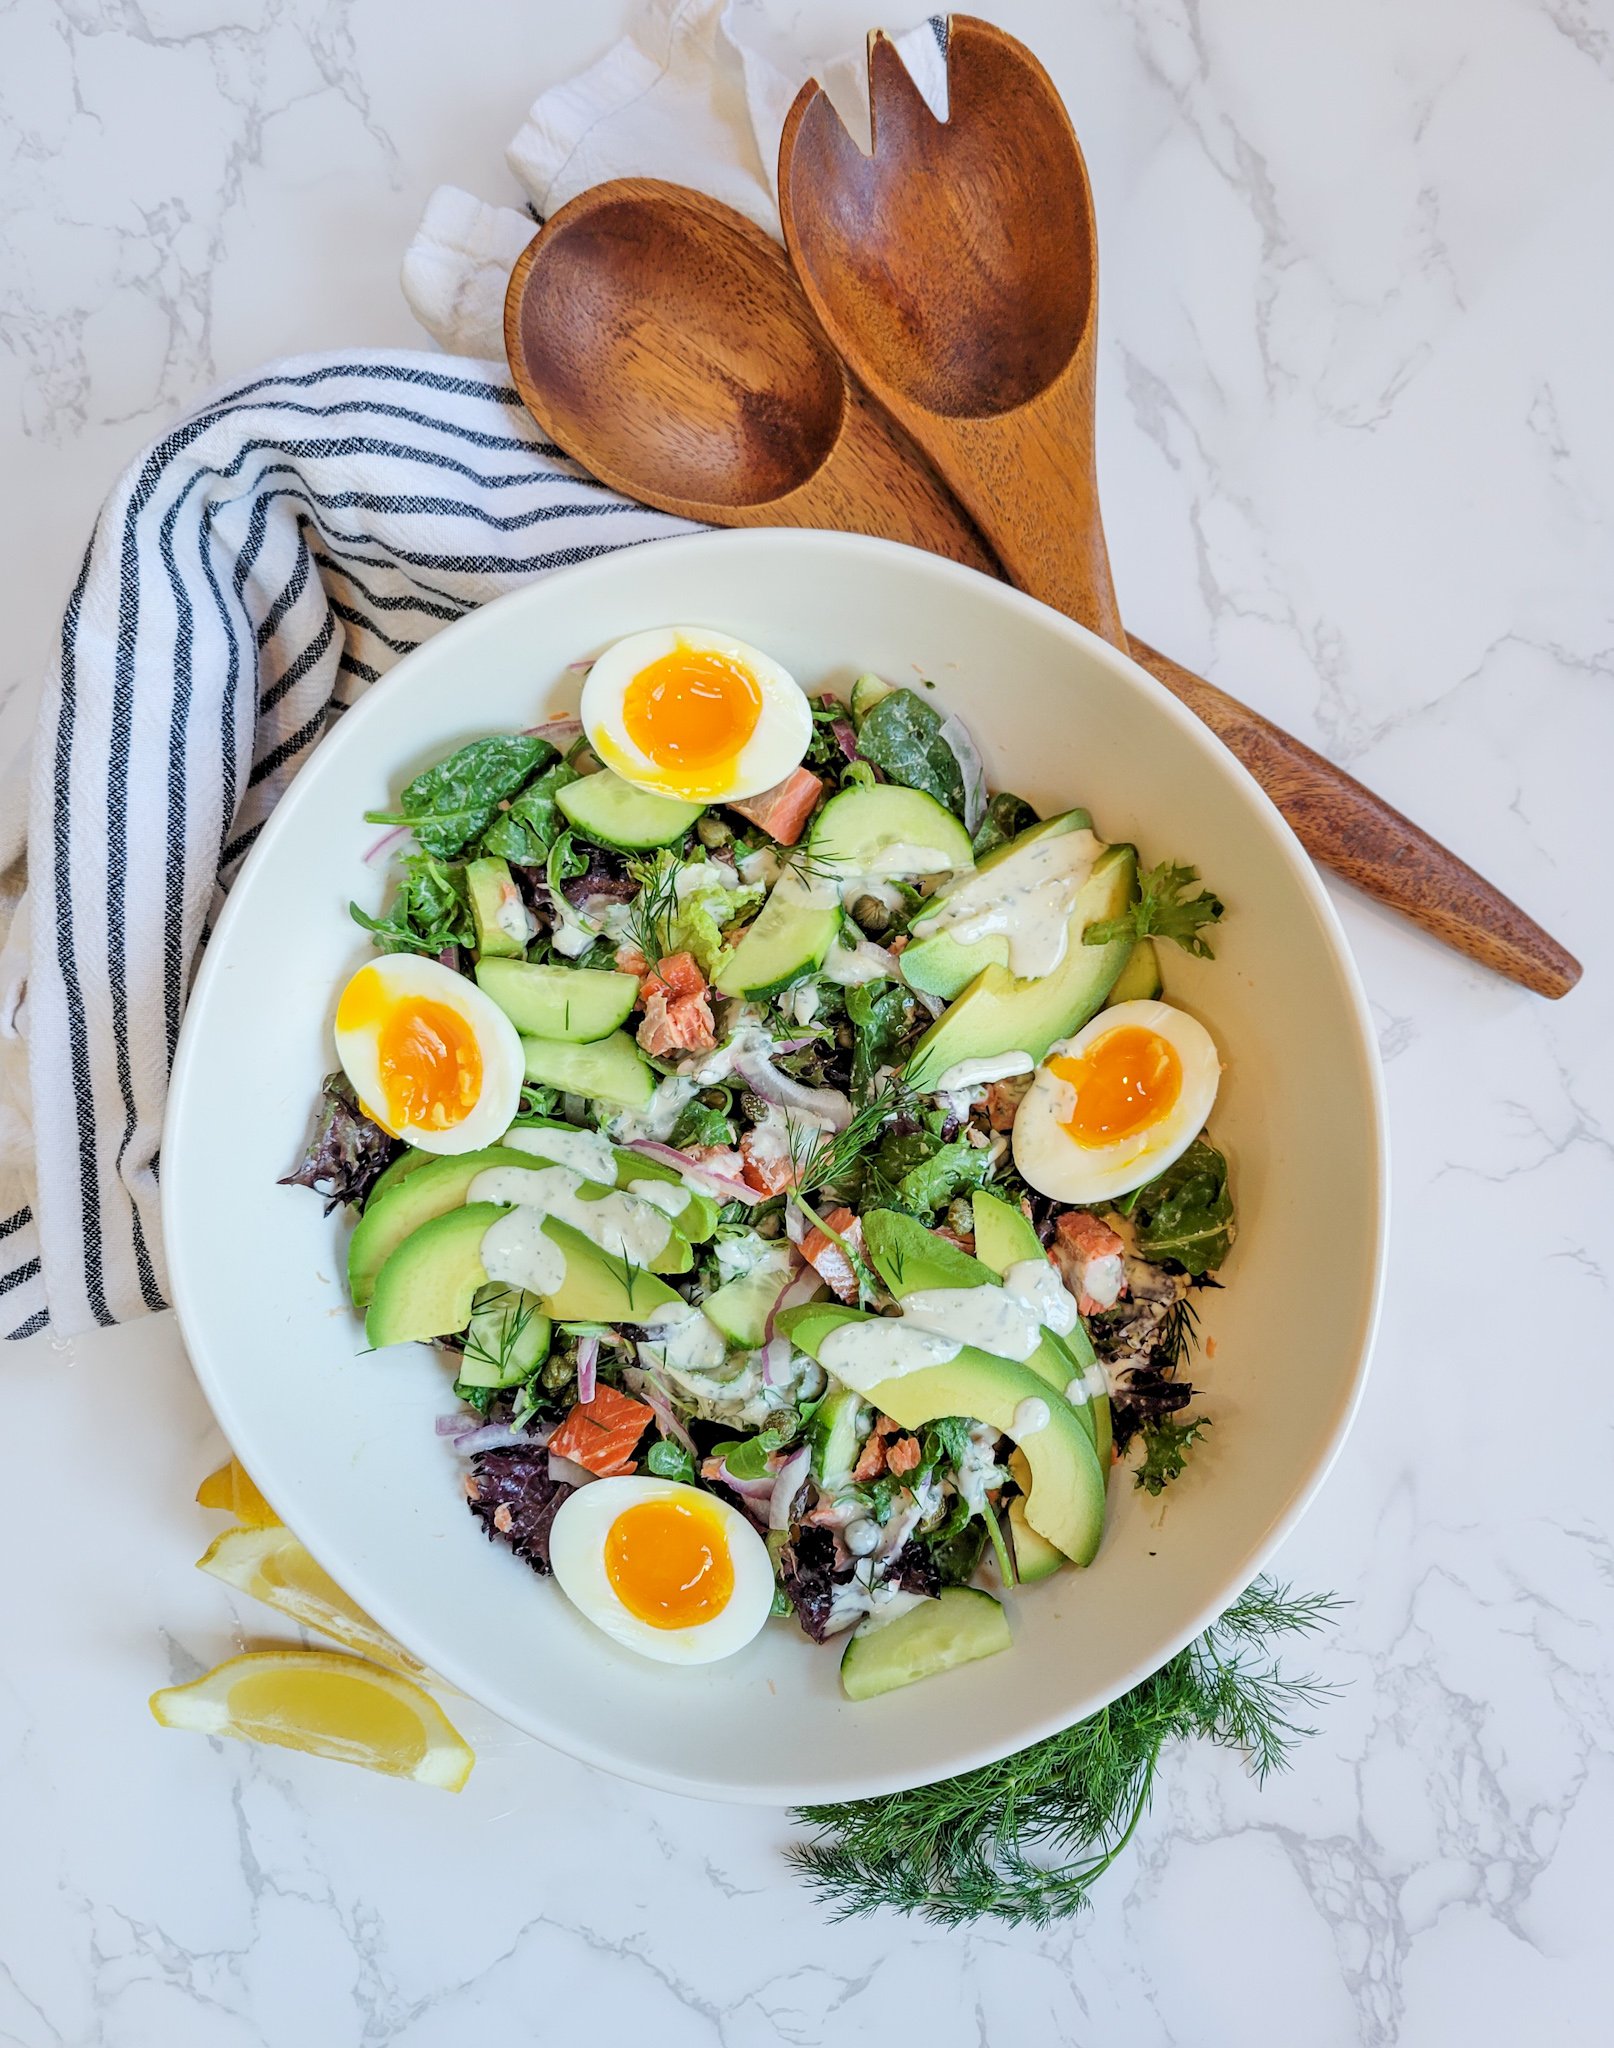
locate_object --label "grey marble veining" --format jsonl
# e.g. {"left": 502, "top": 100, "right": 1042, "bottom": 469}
{"left": 0, "top": 2, "right": 1610, "bottom": 2042}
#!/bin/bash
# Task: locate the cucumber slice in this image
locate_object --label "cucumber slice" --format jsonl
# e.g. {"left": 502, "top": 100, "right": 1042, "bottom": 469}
{"left": 849, "top": 673, "right": 892, "bottom": 725}
{"left": 457, "top": 1284, "right": 552, "bottom": 1389}
{"left": 807, "top": 1382, "right": 864, "bottom": 1491}
{"left": 840, "top": 1587, "right": 1011, "bottom": 1701}
{"left": 713, "top": 872, "right": 838, "bottom": 998}
{"left": 702, "top": 1248, "right": 796, "bottom": 1348}
{"left": 808, "top": 784, "right": 973, "bottom": 880}
{"left": 520, "top": 1030, "right": 654, "bottom": 1109}
{"left": 476, "top": 958, "right": 639, "bottom": 1042}
{"left": 1106, "top": 937, "right": 1163, "bottom": 1005}
{"left": 556, "top": 769, "right": 703, "bottom": 850}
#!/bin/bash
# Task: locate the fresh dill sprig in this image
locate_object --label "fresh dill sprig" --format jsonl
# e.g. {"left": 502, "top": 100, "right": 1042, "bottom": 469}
{"left": 787, "top": 1576, "right": 1341, "bottom": 1927}
{"left": 775, "top": 839, "right": 846, "bottom": 890}
{"left": 1154, "top": 1291, "right": 1201, "bottom": 1378}
{"left": 789, "top": 1079, "right": 911, "bottom": 1198}
{"left": 461, "top": 1285, "right": 544, "bottom": 1382}
{"left": 623, "top": 849, "right": 682, "bottom": 965}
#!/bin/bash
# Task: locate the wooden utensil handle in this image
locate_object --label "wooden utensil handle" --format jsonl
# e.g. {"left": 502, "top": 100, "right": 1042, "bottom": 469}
{"left": 1126, "top": 638, "right": 1581, "bottom": 998}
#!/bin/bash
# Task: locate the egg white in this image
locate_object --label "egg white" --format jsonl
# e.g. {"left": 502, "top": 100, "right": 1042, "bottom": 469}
{"left": 580, "top": 627, "right": 811, "bottom": 803}
{"left": 1012, "top": 999, "right": 1221, "bottom": 1205}
{"left": 548, "top": 1476, "right": 776, "bottom": 1666}
{"left": 333, "top": 954, "right": 524, "bottom": 1156}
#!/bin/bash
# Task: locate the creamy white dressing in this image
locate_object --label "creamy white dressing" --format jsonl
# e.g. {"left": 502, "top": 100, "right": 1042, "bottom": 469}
{"left": 626, "top": 1177, "right": 693, "bottom": 1218}
{"left": 502, "top": 1123, "right": 618, "bottom": 1183}
{"left": 684, "top": 1021, "right": 775, "bottom": 1087}
{"left": 897, "top": 1283, "right": 1046, "bottom": 1363}
{"left": 782, "top": 980, "right": 820, "bottom": 1026}
{"left": 607, "top": 1073, "right": 697, "bottom": 1143}
{"left": 640, "top": 1297, "right": 728, "bottom": 1373}
{"left": 1003, "top": 1257, "right": 1079, "bottom": 1337}
{"left": 479, "top": 1207, "right": 567, "bottom": 1299}
{"left": 853, "top": 841, "right": 961, "bottom": 878}
{"left": 1012, "top": 1396, "right": 1051, "bottom": 1438}
{"left": 913, "top": 827, "right": 1101, "bottom": 979}
{"left": 466, "top": 1164, "right": 673, "bottom": 1267}
{"left": 492, "top": 881, "right": 538, "bottom": 948}
{"left": 930, "top": 1049, "right": 1034, "bottom": 1096}
{"left": 822, "top": 936, "right": 897, "bottom": 986}
{"left": 817, "top": 1319, "right": 961, "bottom": 1394}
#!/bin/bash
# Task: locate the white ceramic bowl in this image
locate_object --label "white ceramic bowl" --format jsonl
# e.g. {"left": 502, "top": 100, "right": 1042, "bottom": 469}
{"left": 164, "top": 530, "right": 1387, "bottom": 1804}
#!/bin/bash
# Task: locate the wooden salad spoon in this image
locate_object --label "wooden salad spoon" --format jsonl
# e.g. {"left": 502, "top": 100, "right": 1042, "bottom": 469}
{"left": 777, "top": 17, "right": 1580, "bottom": 998}
{"left": 504, "top": 170, "right": 1579, "bottom": 998}
{"left": 504, "top": 179, "right": 996, "bottom": 573}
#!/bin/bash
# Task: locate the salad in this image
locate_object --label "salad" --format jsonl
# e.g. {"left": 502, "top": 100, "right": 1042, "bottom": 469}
{"left": 285, "top": 627, "right": 1235, "bottom": 1699}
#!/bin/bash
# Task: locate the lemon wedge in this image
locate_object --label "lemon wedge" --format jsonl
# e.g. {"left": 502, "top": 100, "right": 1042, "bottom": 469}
{"left": 195, "top": 1457, "right": 279, "bottom": 1527}
{"left": 149, "top": 1650, "right": 474, "bottom": 1790}
{"left": 196, "top": 1524, "right": 424, "bottom": 1679}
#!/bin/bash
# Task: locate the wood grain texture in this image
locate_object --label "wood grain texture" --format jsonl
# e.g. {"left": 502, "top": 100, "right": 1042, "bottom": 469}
{"left": 503, "top": 179, "right": 996, "bottom": 575}
{"left": 779, "top": 16, "right": 1579, "bottom": 998}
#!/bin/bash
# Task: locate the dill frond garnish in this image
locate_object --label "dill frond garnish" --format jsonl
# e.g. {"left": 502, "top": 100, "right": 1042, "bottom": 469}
{"left": 787, "top": 1577, "right": 1341, "bottom": 1926}
{"left": 788, "top": 1079, "right": 911, "bottom": 1198}
{"left": 623, "top": 848, "right": 682, "bottom": 965}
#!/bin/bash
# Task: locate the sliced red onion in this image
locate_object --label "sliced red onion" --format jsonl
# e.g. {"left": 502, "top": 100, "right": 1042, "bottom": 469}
{"left": 714, "top": 1462, "right": 777, "bottom": 1520}
{"left": 911, "top": 986, "right": 946, "bottom": 1020}
{"left": 363, "top": 822, "right": 414, "bottom": 865}
{"left": 938, "top": 709, "right": 987, "bottom": 834}
{"left": 761, "top": 1251, "right": 810, "bottom": 1343}
{"left": 525, "top": 715, "right": 584, "bottom": 740}
{"left": 452, "top": 1421, "right": 546, "bottom": 1457}
{"left": 768, "top": 1445, "right": 812, "bottom": 1530}
{"left": 630, "top": 1369, "right": 698, "bottom": 1456}
{"left": 732, "top": 1048, "right": 852, "bottom": 1133}
{"left": 576, "top": 1334, "right": 599, "bottom": 1404}
{"left": 622, "top": 1138, "right": 763, "bottom": 1206}
{"left": 549, "top": 1449, "right": 596, "bottom": 1487}
{"left": 774, "top": 1263, "right": 825, "bottom": 1320}
{"left": 773, "top": 1036, "right": 817, "bottom": 1054}
{"left": 832, "top": 718, "right": 859, "bottom": 762}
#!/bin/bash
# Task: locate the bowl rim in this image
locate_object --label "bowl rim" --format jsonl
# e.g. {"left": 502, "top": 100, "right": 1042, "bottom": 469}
{"left": 164, "top": 527, "right": 1389, "bottom": 1805}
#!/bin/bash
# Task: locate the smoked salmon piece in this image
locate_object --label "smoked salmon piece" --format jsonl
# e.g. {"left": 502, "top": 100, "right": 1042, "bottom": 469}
{"left": 726, "top": 767, "right": 824, "bottom": 846}
{"left": 800, "top": 1206, "right": 865, "bottom": 1304}
{"left": 739, "top": 1124, "right": 797, "bottom": 1194}
{"left": 1050, "top": 1209, "right": 1127, "bottom": 1315}
{"left": 547, "top": 1384, "right": 654, "bottom": 1477}
{"left": 636, "top": 950, "right": 717, "bottom": 1057}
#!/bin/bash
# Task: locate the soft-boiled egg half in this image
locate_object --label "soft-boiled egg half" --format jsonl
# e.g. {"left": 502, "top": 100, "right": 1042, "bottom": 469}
{"left": 334, "top": 954, "right": 523, "bottom": 1155}
{"left": 1012, "top": 998, "right": 1221, "bottom": 1206}
{"left": 580, "top": 627, "right": 811, "bottom": 804}
{"left": 548, "top": 1475, "right": 776, "bottom": 1665}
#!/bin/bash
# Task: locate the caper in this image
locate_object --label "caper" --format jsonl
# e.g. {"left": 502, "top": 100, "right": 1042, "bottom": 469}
{"left": 696, "top": 815, "right": 733, "bottom": 849}
{"left": 755, "top": 1208, "right": 785, "bottom": 1239}
{"left": 834, "top": 1021, "right": 855, "bottom": 1050}
{"left": 849, "top": 892, "right": 892, "bottom": 936}
{"left": 947, "top": 1196, "right": 976, "bottom": 1237}
{"left": 700, "top": 1087, "right": 729, "bottom": 1110}
{"left": 542, "top": 1355, "right": 573, "bottom": 1392}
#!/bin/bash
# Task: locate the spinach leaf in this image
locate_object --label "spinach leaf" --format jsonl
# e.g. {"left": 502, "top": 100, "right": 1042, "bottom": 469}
{"left": 477, "top": 759, "right": 579, "bottom": 864}
{"left": 1129, "top": 1135, "right": 1236, "bottom": 1274}
{"left": 712, "top": 1426, "right": 793, "bottom": 1481}
{"left": 846, "top": 980, "right": 920, "bottom": 1096}
{"left": 972, "top": 791, "right": 1039, "bottom": 858}
{"left": 870, "top": 1124, "right": 993, "bottom": 1221}
{"left": 368, "top": 735, "right": 557, "bottom": 858}
{"left": 854, "top": 688, "right": 966, "bottom": 816}
{"left": 671, "top": 1096, "right": 735, "bottom": 1150}
{"left": 350, "top": 849, "right": 473, "bottom": 957}
{"left": 646, "top": 1438, "right": 695, "bottom": 1484}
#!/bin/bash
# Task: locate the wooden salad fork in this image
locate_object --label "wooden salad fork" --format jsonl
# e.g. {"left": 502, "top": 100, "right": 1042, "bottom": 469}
{"left": 777, "top": 16, "right": 1580, "bottom": 998}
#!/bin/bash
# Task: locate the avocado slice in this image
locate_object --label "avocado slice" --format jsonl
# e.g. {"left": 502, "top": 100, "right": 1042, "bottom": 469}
{"left": 779, "top": 1301, "right": 1106, "bottom": 1565}
{"left": 901, "top": 843, "right": 1138, "bottom": 1093}
{"left": 365, "top": 1204, "right": 677, "bottom": 1349}
{"left": 348, "top": 1144, "right": 690, "bottom": 1309}
{"left": 970, "top": 1192, "right": 1111, "bottom": 1472}
{"left": 899, "top": 809, "right": 1097, "bottom": 999}
{"left": 860, "top": 1209, "right": 1099, "bottom": 1450}
{"left": 1006, "top": 1452, "right": 1066, "bottom": 1583}
{"left": 476, "top": 957, "right": 639, "bottom": 1042}
{"left": 1105, "top": 937, "right": 1163, "bottom": 1006}
{"left": 466, "top": 856, "right": 530, "bottom": 960}
{"left": 507, "top": 1117, "right": 720, "bottom": 1243}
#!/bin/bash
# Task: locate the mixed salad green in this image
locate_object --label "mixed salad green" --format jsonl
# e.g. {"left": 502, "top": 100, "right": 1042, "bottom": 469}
{"left": 286, "top": 655, "right": 1235, "bottom": 1698}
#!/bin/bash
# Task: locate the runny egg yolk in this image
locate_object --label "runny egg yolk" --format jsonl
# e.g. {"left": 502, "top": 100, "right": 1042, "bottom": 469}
{"left": 337, "top": 968, "right": 482, "bottom": 1134}
{"left": 620, "top": 646, "right": 762, "bottom": 796}
{"left": 605, "top": 1497, "right": 734, "bottom": 1631}
{"left": 1050, "top": 1026, "right": 1182, "bottom": 1148}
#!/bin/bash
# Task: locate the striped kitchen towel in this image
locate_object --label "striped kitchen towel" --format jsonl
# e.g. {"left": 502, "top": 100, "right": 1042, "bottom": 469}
{"left": 0, "top": 353, "right": 696, "bottom": 1337}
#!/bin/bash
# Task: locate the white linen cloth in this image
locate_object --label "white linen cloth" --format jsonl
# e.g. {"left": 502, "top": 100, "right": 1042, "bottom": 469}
{"left": 1, "top": 1, "right": 945, "bottom": 1337}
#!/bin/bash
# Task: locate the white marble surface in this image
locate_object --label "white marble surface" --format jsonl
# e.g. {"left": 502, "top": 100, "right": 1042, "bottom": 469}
{"left": 2, "top": 1, "right": 1611, "bottom": 2041}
